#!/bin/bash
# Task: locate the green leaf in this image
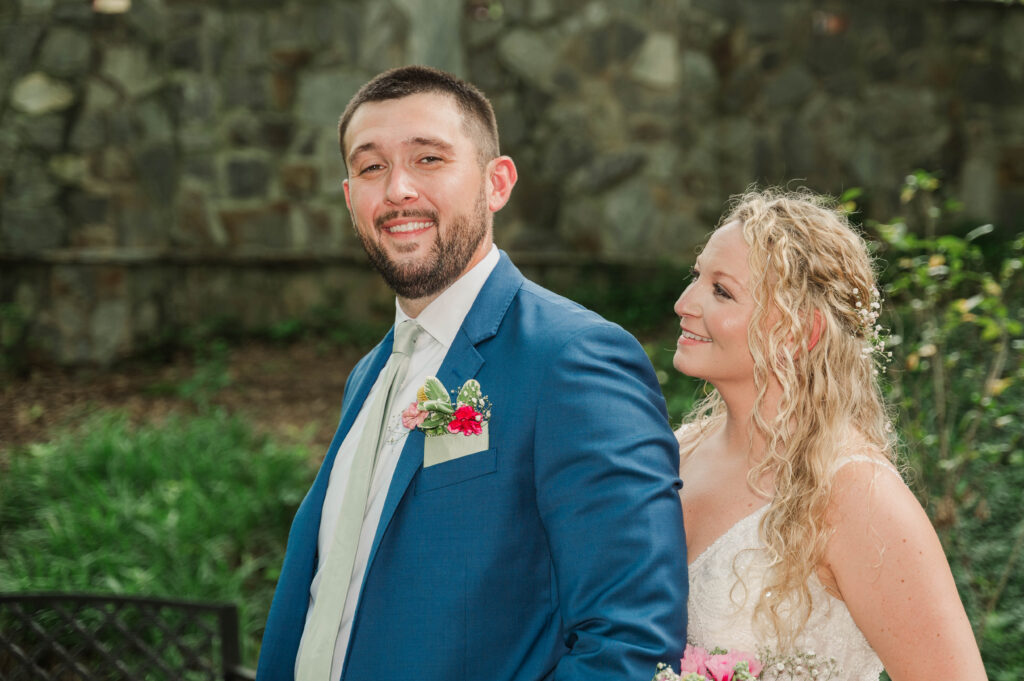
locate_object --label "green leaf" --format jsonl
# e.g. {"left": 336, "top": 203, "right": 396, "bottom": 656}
{"left": 456, "top": 379, "right": 483, "bottom": 406}
{"left": 419, "top": 413, "right": 451, "bottom": 432}
{"left": 839, "top": 187, "right": 864, "bottom": 202}
{"left": 418, "top": 376, "right": 449, "bottom": 404}
{"left": 419, "top": 399, "right": 454, "bottom": 415}
{"left": 965, "top": 223, "right": 995, "bottom": 242}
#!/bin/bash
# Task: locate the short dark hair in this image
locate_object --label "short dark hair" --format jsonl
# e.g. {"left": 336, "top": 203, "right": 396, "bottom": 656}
{"left": 338, "top": 65, "right": 500, "bottom": 168}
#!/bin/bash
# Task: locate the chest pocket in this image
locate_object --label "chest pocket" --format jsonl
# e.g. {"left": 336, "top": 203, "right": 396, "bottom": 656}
{"left": 415, "top": 448, "right": 498, "bottom": 494}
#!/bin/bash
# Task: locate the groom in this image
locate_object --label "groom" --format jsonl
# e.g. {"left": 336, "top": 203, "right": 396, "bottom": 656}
{"left": 256, "top": 65, "right": 687, "bottom": 681}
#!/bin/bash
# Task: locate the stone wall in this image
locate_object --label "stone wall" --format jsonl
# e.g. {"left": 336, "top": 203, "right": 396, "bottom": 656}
{"left": 2, "top": 0, "right": 1023, "bottom": 364}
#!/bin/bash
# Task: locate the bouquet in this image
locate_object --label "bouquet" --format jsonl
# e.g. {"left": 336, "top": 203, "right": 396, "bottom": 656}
{"left": 653, "top": 644, "right": 840, "bottom": 681}
{"left": 653, "top": 644, "right": 762, "bottom": 681}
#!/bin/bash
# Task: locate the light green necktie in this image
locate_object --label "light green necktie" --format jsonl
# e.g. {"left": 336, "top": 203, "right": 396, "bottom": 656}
{"left": 296, "top": 320, "right": 422, "bottom": 681}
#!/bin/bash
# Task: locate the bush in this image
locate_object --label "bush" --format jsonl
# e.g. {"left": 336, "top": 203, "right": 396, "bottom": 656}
{"left": 0, "top": 409, "right": 316, "bottom": 666}
{"left": 867, "top": 172, "right": 1024, "bottom": 677}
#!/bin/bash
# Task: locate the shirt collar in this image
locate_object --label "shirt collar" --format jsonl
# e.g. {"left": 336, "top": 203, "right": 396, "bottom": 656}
{"left": 393, "top": 245, "right": 500, "bottom": 348}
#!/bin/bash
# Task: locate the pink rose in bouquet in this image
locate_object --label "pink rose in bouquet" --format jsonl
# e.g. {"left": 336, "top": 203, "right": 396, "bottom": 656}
{"left": 703, "top": 649, "right": 762, "bottom": 681}
{"left": 654, "top": 644, "right": 762, "bottom": 681}
{"left": 679, "top": 644, "right": 711, "bottom": 675}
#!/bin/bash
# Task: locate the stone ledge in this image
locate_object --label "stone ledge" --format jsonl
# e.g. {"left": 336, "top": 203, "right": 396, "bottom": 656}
{"left": 0, "top": 248, "right": 371, "bottom": 267}
{"left": 0, "top": 248, "right": 668, "bottom": 269}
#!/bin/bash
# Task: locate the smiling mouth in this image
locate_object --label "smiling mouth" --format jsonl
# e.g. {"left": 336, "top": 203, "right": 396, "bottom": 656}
{"left": 384, "top": 220, "right": 434, "bottom": 234}
{"left": 680, "top": 329, "right": 711, "bottom": 342}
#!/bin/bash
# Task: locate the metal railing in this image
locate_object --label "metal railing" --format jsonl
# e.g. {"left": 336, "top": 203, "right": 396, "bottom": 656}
{"left": 0, "top": 593, "right": 255, "bottom": 681}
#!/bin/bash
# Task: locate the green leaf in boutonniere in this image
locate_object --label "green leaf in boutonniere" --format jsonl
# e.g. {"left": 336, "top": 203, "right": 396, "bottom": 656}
{"left": 455, "top": 379, "right": 492, "bottom": 423}
{"left": 416, "top": 377, "right": 455, "bottom": 436}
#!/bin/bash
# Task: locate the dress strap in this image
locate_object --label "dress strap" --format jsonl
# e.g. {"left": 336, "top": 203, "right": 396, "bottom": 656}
{"left": 834, "top": 453, "right": 901, "bottom": 479}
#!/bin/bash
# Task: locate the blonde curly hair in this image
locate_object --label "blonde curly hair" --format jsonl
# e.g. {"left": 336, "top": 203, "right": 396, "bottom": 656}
{"left": 681, "top": 187, "right": 898, "bottom": 648}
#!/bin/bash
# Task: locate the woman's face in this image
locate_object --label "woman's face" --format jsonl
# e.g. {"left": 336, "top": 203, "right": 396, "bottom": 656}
{"left": 672, "top": 221, "right": 759, "bottom": 389}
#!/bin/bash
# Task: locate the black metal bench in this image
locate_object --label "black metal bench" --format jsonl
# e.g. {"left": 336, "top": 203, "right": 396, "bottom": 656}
{"left": 0, "top": 592, "right": 256, "bottom": 681}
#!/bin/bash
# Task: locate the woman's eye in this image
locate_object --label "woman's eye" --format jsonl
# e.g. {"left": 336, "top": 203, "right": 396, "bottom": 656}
{"left": 713, "top": 283, "right": 733, "bottom": 300}
{"left": 688, "top": 266, "right": 699, "bottom": 282}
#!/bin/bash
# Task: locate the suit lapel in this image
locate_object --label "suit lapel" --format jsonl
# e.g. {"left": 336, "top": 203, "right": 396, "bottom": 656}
{"left": 327, "top": 331, "right": 393, "bottom": 470}
{"left": 301, "top": 330, "right": 393, "bottom": 563}
{"left": 363, "top": 252, "right": 525, "bottom": 568}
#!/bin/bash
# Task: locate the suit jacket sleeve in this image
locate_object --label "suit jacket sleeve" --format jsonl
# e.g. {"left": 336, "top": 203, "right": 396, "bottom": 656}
{"left": 534, "top": 322, "right": 688, "bottom": 680}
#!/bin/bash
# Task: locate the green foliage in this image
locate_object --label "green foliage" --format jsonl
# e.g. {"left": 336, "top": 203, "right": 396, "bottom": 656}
{"left": 864, "top": 170, "right": 1024, "bottom": 676}
{"left": 144, "top": 330, "right": 233, "bottom": 407}
{"left": 266, "top": 302, "right": 390, "bottom": 349}
{"left": 175, "top": 338, "right": 233, "bottom": 407}
{"left": 0, "top": 410, "right": 316, "bottom": 666}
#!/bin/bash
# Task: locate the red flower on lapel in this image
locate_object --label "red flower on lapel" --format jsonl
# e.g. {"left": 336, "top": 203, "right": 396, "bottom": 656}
{"left": 447, "top": 405, "right": 483, "bottom": 435}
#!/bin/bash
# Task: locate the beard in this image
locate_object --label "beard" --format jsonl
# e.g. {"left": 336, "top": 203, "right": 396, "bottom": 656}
{"left": 354, "top": 190, "right": 490, "bottom": 300}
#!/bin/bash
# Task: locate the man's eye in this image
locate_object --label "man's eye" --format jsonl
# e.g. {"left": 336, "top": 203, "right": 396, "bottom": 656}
{"left": 419, "top": 155, "right": 443, "bottom": 164}
{"left": 358, "top": 163, "right": 384, "bottom": 175}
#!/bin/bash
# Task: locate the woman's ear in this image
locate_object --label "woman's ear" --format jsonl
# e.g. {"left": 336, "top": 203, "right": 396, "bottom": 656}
{"left": 807, "top": 309, "right": 823, "bottom": 351}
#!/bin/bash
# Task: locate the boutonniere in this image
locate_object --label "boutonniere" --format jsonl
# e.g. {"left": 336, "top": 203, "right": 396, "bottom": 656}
{"left": 401, "top": 377, "right": 492, "bottom": 437}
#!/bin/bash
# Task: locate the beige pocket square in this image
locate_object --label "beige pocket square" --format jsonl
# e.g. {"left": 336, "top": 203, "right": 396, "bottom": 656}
{"left": 423, "top": 423, "right": 489, "bottom": 467}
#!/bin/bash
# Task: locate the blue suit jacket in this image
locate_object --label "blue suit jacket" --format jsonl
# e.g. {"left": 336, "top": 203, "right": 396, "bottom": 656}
{"left": 257, "top": 252, "right": 687, "bottom": 680}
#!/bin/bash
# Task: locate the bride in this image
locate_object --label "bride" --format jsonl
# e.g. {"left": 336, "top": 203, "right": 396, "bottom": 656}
{"left": 673, "top": 189, "right": 986, "bottom": 680}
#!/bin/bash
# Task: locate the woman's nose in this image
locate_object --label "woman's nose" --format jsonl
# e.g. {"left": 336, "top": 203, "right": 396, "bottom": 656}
{"left": 674, "top": 283, "right": 700, "bottom": 319}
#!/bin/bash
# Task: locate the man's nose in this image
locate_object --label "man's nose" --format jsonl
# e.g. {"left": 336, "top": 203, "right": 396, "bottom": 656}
{"left": 384, "top": 167, "right": 418, "bottom": 205}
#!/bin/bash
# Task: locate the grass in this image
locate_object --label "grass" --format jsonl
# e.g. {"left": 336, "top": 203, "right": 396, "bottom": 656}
{"left": 0, "top": 409, "right": 316, "bottom": 666}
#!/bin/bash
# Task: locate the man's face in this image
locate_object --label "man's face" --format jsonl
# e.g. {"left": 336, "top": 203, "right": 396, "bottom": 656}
{"left": 342, "top": 92, "right": 494, "bottom": 301}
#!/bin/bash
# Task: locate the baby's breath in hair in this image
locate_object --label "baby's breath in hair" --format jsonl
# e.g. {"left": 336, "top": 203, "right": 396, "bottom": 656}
{"left": 851, "top": 285, "right": 892, "bottom": 373}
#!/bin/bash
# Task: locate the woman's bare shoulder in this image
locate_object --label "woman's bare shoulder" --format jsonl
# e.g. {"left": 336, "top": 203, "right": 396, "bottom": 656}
{"left": 827, "top": 439, "right": 919, "bottom": 541}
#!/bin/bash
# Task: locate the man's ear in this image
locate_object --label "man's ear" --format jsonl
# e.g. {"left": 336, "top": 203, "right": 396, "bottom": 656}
{"left": 807, "top": 309, "right": 823, "bottom": 352}
{"left": 343, "top": 178, "right": 352, "bottom": 209}
{"left": 486, "top": 156, "right": 518, "bottom": 213}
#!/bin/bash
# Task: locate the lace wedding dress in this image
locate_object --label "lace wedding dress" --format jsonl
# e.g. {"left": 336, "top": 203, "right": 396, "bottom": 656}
{"left": 686, "top": 457, "right": 891, "bottom": 680}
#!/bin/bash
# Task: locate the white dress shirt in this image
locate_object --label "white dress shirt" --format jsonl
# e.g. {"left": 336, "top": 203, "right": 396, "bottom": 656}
{"left": 297, "top": 245, "right": 500, "bottom": 681}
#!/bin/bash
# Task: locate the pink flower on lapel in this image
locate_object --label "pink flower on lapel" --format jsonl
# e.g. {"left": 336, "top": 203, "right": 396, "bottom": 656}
{"left": 401, "top": 401, "right": 428, "bottom": 429}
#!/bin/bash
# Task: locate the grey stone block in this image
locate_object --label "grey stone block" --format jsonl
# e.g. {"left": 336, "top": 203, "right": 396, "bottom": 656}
{"left": 764, "top": 63, "right": 816, "bottom": 109}
{"left": 226, "top": 156, "right": 270, "bottom": 198}
{"left": 38, "top": 26, "right": 93, "bottom": 78}
{"left": 101, "top": 44, "right": 163, "bottom": 99}
{"left": 219, "top": 202, "right": 291, "bottom": 248}
{"left": 136, "top": 144, "right": 179, "bottom": 206}
{"left": 10, "top": 72, "right": 76, "bottom": 115}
